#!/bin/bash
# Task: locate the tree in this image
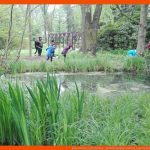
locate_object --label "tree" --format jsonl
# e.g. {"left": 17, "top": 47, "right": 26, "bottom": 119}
{"left": 53, "top": 7, "right": 66, "bottom": 33}
{"left": 16, "top": 5, "right": 29, "bottom": 60}
{"left": 136, "top": 5, "right": 148, "bottom": 53}
{"left": 4, "top": 4, "right": 14, "bottom": 60}
{"left": 96, "top": 5, "right": 141, "bottom": 50}
{"left": 41, "top": 5, "right": 56, "bottom": 44}
{"left": 28, "top": 5, "right": 32, "bottom": 56}
{"left": 49, "top": 5, "right": 56, "bottom": 33}
{"left": 41, "top": 5, "right": 48, "bottom": 42}
{"left": 63, "top": 5, "right": 75, "bottom": 32}
{"left": 110, "top": 5, "right": 139, "bottom": 23}
{"left": 80, "top": 5, "right": 102, "bottom": 54}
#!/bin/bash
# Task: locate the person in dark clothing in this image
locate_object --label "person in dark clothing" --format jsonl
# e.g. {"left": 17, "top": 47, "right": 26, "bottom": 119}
{"left": 34, "top": 40, "right": 38, "bottom": 55}
{"left": 34, "top": 37, "right": 43, "bottom": 56}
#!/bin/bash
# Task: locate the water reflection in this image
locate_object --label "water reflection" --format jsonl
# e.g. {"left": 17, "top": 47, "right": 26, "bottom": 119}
{"left": 1, "top": 72, "right": 150, "bottom": 97}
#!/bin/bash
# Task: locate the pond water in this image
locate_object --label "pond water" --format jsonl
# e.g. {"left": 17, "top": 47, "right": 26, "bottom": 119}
{"left": 1, "top": 72, "right": 150, "bottom": 97}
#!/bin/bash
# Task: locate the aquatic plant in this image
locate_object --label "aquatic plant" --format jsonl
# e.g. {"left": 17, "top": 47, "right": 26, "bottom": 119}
{"left": 0, "top": 75, "right": 150, "bottom": 145}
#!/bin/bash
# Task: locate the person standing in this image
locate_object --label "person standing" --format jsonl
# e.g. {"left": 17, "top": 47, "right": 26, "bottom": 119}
{"left": 34, "top": 37, "right": 43, "bottom": 56}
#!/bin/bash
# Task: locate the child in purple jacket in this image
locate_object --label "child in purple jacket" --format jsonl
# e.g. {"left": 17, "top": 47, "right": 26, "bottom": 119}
{"left": 61, "top": 42, "right": 73, "bottom": 60}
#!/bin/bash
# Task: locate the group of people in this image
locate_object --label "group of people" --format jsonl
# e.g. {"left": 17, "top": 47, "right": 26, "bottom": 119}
{"left": 35, "top": 36, "right": 150, "bottom": 60}
{"left": 34, "top": 37, "right": 72, "bottom": 62}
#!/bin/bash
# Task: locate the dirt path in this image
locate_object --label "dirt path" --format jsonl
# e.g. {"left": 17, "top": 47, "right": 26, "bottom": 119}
{"left": 21, "top": 55, "right": 60, "bottom": 62}
{"left": 21, "top": 55, "right": 46, "bottom": 61}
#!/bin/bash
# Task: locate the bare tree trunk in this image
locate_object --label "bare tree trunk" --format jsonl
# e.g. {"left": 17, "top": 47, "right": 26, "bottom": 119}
{"left": 0, "top": 4, "right": 14, "bottom": 70}
{"left": 16, "top": 5, "right": 29, "bottom": 61}
{"left": 92, "top": 5, "right": 102, "bottom": 54}
{"left": 80, "top": 5, "right": 102, "bottom": 54}
{"left": 49, "top": 5, "right": 56, "bottom": 32}
{"left": 28, "top": 5, "right": 32, "bottom": 56}
{"left": 136, "top": 5, "right": 148, "bottom": 53}
{"left": 58, "top": 12, "right": 61, "bottom": 33}
{"left": 63, "top": 5, "right": 75, "bottom": 32}
{"left": 41, "top": 5, "right": 48, "bottom": 43}
{"left": 48, "top": 5, "right": 56, "bottom": 45}
{"left": 4, "top": 4, "right": 14, "bottom": 60}
{"left": 80, "top": 5, "right": 91, "bottom": 53}
{"left": 43, "top": 5, "right": 47, "bottom": 42}
{"left": 66, "top": 5, "right": 71, "bottom": 32}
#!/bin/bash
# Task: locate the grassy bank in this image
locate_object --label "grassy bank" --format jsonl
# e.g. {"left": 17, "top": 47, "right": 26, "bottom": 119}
{"left": 8, "top": 51, "right": 148, "bottom": 74}
{"left": 0, "top": 75, "right": 150, "bottom": 145}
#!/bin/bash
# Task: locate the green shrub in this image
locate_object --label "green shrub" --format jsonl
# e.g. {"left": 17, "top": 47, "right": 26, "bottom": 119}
{"left": 123, "top": 57, "right": 147, "bottom": 73}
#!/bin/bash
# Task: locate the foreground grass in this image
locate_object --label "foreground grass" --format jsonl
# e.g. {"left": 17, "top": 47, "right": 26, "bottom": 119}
{"left": 8, "top": 51, "right": 148, "bottom": 74}
{"left": 0, "top": 75, "right": 150, "bottom": 145}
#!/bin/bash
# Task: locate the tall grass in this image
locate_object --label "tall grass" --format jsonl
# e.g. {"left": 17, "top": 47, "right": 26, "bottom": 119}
{"left": 0, "top": 75, "right": 150, "bottom": 145}
{"left": 0, "top": 74, "right": 85, "bottom": 145}
{"left": 3, "top": 51, "right": 149, "bottom": 75}
{"left": 123, "top": 57, "right": 147, "bottom": 73}
{"left": 8, "top": 51, "right": 125, "bottom": 74}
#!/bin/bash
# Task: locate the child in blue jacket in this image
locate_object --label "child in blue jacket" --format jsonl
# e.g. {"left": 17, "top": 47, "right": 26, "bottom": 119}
{"left": 127, "top": 49, "right": 144, "bottom": 57}
{"left": 46, "top": 40, "right": 56, "bottom": 62}
{"left": 127, "top": 49, "right": 137, "bottom": 57}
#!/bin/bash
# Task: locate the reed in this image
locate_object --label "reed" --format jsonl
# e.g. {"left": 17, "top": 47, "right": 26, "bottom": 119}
{"left": 0, "top": 74, "right": 150, "bottom": 145}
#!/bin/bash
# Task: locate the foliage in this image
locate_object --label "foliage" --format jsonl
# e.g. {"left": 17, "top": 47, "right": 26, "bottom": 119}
{"left": 7, "top": 51, "right": 149, "bottom": 74}
{"left": 0, "top": 75, "right": 150, "bottom": 145}
{"left": 97, "top": 5, "right": 141, "bottom": 50}
{"left": 97, "top": 19, "right": 139, "bottom": 50}
{"left": 0, "top": 5, "right": 28, "bottom": 50}
{"left": 53, "top": 7, "right": 67, "bottom": 33}
{"left": 0, "top": 74, "right": 85, "bottom": 145}
{"left": 8, "top": 51, "right": 123, "bottom": 74}
{"left": 123, "top": 57, "right": 147, "bottom": 73}
{"left": 110, "top": 5, "right": 140, "bottom": 22}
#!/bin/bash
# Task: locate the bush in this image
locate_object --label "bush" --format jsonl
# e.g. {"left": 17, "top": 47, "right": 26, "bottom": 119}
{"left": 123, "top": 57, "right": 147, "bottom": 73}
{"left": 97, "top": 19, "right": 138, "bottom": 50}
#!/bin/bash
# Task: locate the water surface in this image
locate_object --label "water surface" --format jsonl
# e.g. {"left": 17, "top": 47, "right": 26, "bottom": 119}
{"left": 2, "top": 72, "right": 150, "bottom": 97}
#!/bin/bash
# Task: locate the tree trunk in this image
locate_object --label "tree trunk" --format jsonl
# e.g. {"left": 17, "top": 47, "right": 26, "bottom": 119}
{"left": 1, "top": 4, "right": 14, "bottom": 69}
{"left": 63, "top": 5, "right": 75, "bottom": 32}
{"left": 41, "top": 5, "right": 48, "bottom": 43}
{"left": 16, "top": 5, "right": 29, "bottom": 61}
{"left": 80, "top": 5, "right": 102, "bottom": 54}
{"left": 47, "top": 5, "right": 55, "bottom": 44}
{"left": 66, "top": 5, "right": 71, "bottom": 32}
{"left": 28, "top": 5, "right": 32, "bottom": 56}
{"left": 4, "top": 4, "right": 14, "bottom": 60}
{"left": 136, "top": 5, "right": 148, "bottom": 53}
{"left": 49, "top": 5, "right": 56, "bottom": 32}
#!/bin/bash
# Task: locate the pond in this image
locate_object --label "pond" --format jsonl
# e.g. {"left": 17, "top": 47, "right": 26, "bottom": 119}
{"left": 1, "top": 72, "right": 150, "bottom": 98}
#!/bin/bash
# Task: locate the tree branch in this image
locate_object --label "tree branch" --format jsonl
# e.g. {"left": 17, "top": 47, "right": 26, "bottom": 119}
{"left": 30, "top": 5, "right": 41, "bottom": 13}
{"left": 4, "top": 4, "right": 14, "bottom": 59}
{"left": 115, "top": 5, "right": 138, "bottom": 23}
